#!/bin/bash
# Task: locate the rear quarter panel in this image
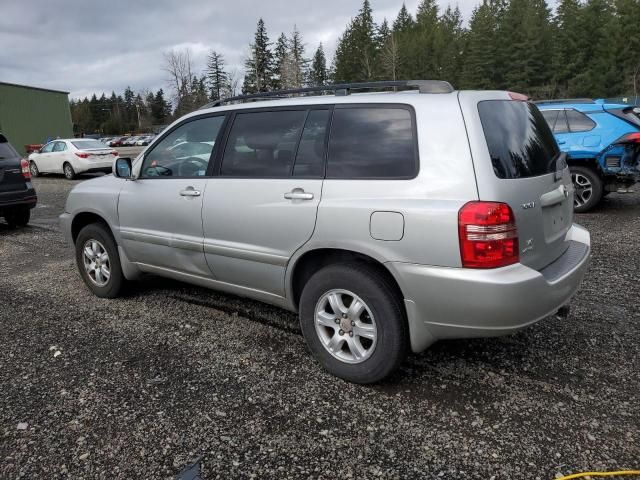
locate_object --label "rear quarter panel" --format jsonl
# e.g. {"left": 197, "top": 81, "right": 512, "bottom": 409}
{"left": 292, "top": 93, "right": 478, "bottom": 271}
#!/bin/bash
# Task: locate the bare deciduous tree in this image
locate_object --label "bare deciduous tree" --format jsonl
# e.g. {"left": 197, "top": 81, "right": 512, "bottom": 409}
{"left": 163, "top": 49, "right": 194, "bottom": 116}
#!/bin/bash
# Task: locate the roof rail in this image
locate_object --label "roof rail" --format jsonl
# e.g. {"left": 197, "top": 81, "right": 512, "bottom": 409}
{"left": 533, "top": 98, "right": 595, "bottom": 105}
{"left": 200, "top": 80, "right": 454, "bottom": 109}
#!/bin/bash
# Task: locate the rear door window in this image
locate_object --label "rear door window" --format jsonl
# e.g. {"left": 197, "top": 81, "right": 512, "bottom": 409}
{"left": 565, "top": 109, "right": 596, "bottom": 132}
{"left": 221, "top": 110, "right": 306, "bottom": 177}
{"left": 327, "top": 106, "right": 417, "bottom": 179}
{"left": 478, "top": 100, "right": 560, "bottom": 179}
{"left": 293, "top": 109, "right": 330, "bottom": 178}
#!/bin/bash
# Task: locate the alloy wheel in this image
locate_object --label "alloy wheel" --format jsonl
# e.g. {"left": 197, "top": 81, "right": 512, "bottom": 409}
{"left": 314, "top": 289, "right": 377, "bottom": 364}
{"left": 82, "top": 239, "right": 111, "bottom": 287}
{"left": 572, "top": 172, "right": 592, "bottom": 208}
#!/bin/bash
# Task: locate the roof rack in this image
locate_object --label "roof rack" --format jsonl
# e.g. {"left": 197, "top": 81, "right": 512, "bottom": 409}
{"left": 533, "top": 98, "right": 595, "bottom": 105}
{"left": 200, "top": 80, "right": 454, "bottom": 109}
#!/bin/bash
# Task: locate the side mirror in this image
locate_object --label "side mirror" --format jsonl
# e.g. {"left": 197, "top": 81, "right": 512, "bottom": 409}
{"left": 114, "top": 157, "right": 133, "bottom": 178}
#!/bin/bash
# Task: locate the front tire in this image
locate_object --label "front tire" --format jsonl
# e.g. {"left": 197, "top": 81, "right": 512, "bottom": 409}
{"left": 4, "top": 207, "right": 30, "bottom": 228}
{"left": 299, "top": 263, "right": 408, "bottom": 384}
{"left": 75, "top": 223, "right": 124, "bottom": 298}
{"left": 570, "top": 166, "right": 603, "bottom": 213}
{"left": 63, "top": 162, "right": 76, "bottom": 180}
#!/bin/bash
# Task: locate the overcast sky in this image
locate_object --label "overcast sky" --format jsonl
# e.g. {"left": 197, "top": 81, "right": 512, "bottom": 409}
{"left": 2, "top": 0, "right": 484, "bottom": 100}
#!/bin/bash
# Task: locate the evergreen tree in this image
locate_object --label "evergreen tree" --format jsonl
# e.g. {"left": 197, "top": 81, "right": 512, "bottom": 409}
{"left": 333, "top": 0, "right": 378, "bottom": 82}
{"left": 272, "top": 33, "right": 290, "bottom": 90}
{"left": 243, "top": 18, "right": 273, "bottom": 93}
{"left": 460, "top": 0, "right": 501, "bottom": 89}
{"left": 393, "top": 3, "right": 414, "bottom": 33}
{"left": 309, "top": 43, "right": 328, "bottom": 86}
{"left": 205, "top": 50, "right": 230, "bottom": 101}
{"left": 552, "top": 0, "right": 583, "bottom": 97}
{"left": 289, "top": 26, "right": 308, "bottom": 88}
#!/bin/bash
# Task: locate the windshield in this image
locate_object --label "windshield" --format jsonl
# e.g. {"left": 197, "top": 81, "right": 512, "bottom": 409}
{"left": 72, "top": 140, "right": 109, "bottom": 150}
{"left": 478, "top": 100, "right": 560, "bottom": 179}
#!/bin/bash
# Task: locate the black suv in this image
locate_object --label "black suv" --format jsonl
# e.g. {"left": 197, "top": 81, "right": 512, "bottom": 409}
{"left": 0, "top": 133, "right": 37, "bottom": 227}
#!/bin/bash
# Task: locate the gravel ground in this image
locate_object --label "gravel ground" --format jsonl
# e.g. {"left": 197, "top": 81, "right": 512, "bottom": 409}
{"left": 1, "top": 176, "right": 638, "bottom": 479}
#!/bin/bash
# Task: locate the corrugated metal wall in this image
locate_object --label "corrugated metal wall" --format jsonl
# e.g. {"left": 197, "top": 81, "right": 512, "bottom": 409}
{"left": 0, "top": 82, "right": 73, "bottom": 156}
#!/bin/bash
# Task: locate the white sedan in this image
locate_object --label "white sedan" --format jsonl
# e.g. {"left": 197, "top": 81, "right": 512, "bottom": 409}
{"left": 28, "top": 139, "right": 119, "bottom": 180}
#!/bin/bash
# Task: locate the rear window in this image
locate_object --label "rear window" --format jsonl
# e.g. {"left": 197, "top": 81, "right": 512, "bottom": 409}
{"left": 478, "top": 100, "right": 560, "bottom": 179}
{"left": 0, "top": 139, "right": 19, "bottom": 159}
{"left": 72, "top": 140, "right": 108, "bottom": 150}
{"left": 327, "top": 106, "right": 417, "bottom": 179}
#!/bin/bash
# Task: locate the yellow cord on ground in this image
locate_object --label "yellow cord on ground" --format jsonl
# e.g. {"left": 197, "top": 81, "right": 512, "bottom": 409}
{"left": 556, "top": 471, "right": 640, "bottom": 480}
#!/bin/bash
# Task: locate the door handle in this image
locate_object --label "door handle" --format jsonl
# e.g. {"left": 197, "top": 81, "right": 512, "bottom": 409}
{"left": 179, "top": 187, "right": 201, "bottom": 197}
{"left": 284, "top": 188, "right": 314, "bottom": 200}
{"left": 557, "top": 140, "right": 566, "bottom": 145}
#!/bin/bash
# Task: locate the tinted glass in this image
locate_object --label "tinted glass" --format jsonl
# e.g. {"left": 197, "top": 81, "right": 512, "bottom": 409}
{"left": 293, "top": 110, "right": 330, "bottom": 177}
{"left": 72, "top": 140, "right": 106, "bottom": 149}
{"left": 141, "top": 115, "right": 224, "bottom": 177}
{"left": 221, "top": 110, "right": 306, "bottom": 177}
{"left": 566, "top": 109, "right": 596, "bottom": 132}
{"left": 553, "top": 110, "right": 569, "bottom": 133}
{"left": 541, "top": 110, "right": 559, "bottom": 129}
{"left": 327, "top": 107, "right": 416, "bottom": 179}
{"left": 478, "top": 100, "right": 560, "bottom": 179}
{"left": 0, "top": 140, "right": 18, "bottom": 158}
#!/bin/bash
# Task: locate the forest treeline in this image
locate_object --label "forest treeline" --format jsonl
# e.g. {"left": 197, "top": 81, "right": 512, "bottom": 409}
{"left": 71, "top": 0, "right": 640, "bottom": 134}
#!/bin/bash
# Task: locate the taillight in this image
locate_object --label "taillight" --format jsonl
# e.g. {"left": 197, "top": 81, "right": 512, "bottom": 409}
{"left": 75, "top": 152, "right": 89, "bottom": 158}
{"left": 20, "top": 158, "right": 31, "bottom": 179}
{"left": 613, "top": 132, "right": 640, "bottom": 144}
{"left": 111, "top": 151, "right": 118, "bottom": 156}
{"left": 458, "top": 201, "right": 519, "bottom": 268}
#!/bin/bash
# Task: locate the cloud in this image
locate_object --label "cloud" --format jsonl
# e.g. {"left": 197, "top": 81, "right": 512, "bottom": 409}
{"left": 1, "top": 0, "right": 483, "bottom": 99}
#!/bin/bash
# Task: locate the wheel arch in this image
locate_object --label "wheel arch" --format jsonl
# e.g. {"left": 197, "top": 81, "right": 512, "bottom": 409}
{"left": 287, "top": 247, "right": 407, "bottom": 315}
{"left": 71, "top": 211, "right": 114, "bottom": 244}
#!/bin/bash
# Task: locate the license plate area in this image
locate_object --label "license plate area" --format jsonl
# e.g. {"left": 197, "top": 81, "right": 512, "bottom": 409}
{"left": 542, "top": 203, "right": 570, "bottom": 242}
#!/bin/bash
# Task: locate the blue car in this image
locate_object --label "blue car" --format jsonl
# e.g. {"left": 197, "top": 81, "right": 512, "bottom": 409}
{"left": 536, "top": 99, "right": 640, "bottom": 212}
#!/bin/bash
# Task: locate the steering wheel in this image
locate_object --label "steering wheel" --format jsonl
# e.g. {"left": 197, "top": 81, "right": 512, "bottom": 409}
{"left": 178, "top": 157, "right": 208, "bottom": 176}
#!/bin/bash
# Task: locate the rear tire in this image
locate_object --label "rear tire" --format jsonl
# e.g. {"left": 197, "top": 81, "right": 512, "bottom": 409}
{"left": 29, "top": 161, "right": 40, "bottom": 177}
{"left": 75, "top": 223, "right": 124, "bottom": 298}
{"left": 299, "top": 263, "right": 408, "bottom": 384}
{"left": 4, "top": 207, "right": 30, "bottom": 228}
{"left": 570, "top": 166, "right": 603, "bottom": 213}
{"left": 63, "top": 162, "right": 76, "bottom": 180}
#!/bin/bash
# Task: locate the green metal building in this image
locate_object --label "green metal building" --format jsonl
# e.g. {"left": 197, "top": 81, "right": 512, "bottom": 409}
{"left": 0, "top": 82, "right": 73, "bottom": 156}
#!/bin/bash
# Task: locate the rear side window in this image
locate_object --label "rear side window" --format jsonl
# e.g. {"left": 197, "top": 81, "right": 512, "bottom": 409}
{"left": 541, "top": 110, "right": 569, "bottom": 133}
{"left": 327, "top": 107, "right": 417, "bottom": 179}
{"left": 565, "top": 109, "right": 596, "bottom": 132}
{"left": 478, "top": 100, "right": 560, "bottom": 179}
{"left": 221, "top": 110, "right": 306, "bottom": 177}
{"left": 293, "top": 109, "right": 330, "bottom": 178}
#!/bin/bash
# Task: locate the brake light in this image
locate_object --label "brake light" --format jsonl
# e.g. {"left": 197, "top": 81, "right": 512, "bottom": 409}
{"left": 75, "top": 152, "right": 89, "bottom": 158}
{"left": 111, "top": 151, "right": 118, "bottom": 156}
{"left": 614, "top": 132, "right": 640, "bottom": 144}
{"left": 458, "top": 201, "right": 519, "bottom": 268}
{"left": 508, "top": 92, "right": 529, "bottom": 101}
{"left": 20, "top": 158, "right": 31, "bottom": 179}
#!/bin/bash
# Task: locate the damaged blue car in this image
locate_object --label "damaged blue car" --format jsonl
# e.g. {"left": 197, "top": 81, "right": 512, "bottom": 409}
{"left": 537, "top": 99, "right": 640, "bottom": 212}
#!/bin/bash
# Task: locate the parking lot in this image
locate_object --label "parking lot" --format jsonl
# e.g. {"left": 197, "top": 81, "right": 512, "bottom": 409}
{"left": 0, "top": 174, "right": 638, "bottom": 479}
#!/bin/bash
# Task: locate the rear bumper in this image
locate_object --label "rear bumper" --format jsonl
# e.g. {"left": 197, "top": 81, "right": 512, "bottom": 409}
{"left": 388, "top": 224, "right": 591, "bottom": 352}
{"left": 0, "top": 187, "right": 37, "bottom": 212}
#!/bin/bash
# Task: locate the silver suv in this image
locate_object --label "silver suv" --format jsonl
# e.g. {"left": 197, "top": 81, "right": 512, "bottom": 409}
{"left": 60, "top": 81, "right": 591, "bottom": 383}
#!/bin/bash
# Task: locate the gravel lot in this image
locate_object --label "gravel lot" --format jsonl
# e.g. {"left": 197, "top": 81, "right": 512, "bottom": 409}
{"left": 1, "top": 175, "right": 638, "bottom": 479}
